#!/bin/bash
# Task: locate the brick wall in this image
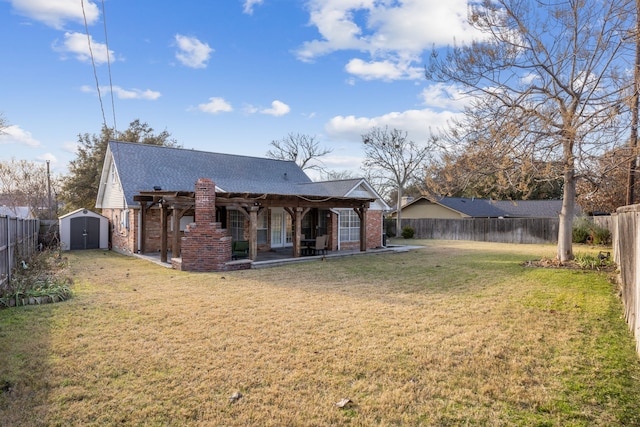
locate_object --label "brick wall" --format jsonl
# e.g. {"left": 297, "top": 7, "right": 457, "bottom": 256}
{"left": 102, "top": 208, "right": 137, "bottom": 254}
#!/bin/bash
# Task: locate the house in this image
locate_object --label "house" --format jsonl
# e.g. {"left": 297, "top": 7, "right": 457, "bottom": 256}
{"left": 96, "top": 141, "right": 390, "bottom": 271}
{"left": 0, "top": 206, "right": 35, "bottom": 219}
{"left": 389, "top": 196, "right": 571, "bottom": 219}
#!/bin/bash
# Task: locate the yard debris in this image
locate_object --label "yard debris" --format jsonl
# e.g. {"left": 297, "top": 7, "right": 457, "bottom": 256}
{"left": 229, "top": 391, "right": 243, "bottom": 403}
{"left": 335, "top": 398, "right": 353, "bottom": 408}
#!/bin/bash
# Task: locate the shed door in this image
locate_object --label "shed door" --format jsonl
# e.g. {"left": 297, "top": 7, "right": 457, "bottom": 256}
{"left": 70, "top": 216, "right": 101, "bottom": 250}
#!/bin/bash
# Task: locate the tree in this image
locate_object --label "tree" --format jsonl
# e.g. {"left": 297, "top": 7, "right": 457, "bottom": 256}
{"left": 425, "top": 103, "right": 564, "bottom": 200}
{"left": 578, "top": 147, "right": 631, "bottom": 214}
{"left": 266, "top": 133, "right": 332, "bottom": 172}
{"left": 0, "top": 113, "right": 7, "bottom": 134}
{"left": 361, "top": 127, "right": 431, "bottom": 237}
{"left": 60, "top": 120, "right": 178, "bottom": 213}
{"left": 0, "top": 158, "right": 60, "bottom": 219}
{"left": 426, "top": 0, "right": 635, "bottom": 261}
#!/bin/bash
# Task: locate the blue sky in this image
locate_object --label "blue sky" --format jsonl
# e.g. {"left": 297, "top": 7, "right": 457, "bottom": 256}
{"left": 0, "top": 0, "right": 475, "bottom": 178}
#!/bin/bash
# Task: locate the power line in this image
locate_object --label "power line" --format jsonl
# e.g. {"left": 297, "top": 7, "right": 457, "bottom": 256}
{"left": 101, "top": 0, "right": 118, "bottom": 136}
{"left": 81, "top": 0, "right": 107, "bottom": 129}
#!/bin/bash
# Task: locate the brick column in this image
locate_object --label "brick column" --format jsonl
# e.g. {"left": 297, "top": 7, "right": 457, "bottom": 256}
{"left": 178, "top": 178, "right": 250, "bottom": 272}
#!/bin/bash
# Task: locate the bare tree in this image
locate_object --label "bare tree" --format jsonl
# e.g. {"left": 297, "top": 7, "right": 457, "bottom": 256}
{"left": 0, "top": 158, "right": 60, "bottom": 219}
{"left": 0, "top": 113, "right": 7, "bottom": 135}
{"left": 427, "top": 0, "right": 635, "bottom": 261}
{"left": 362, "top": 127, "right": 431, "bottom": 237}
{"left": 266, "top": 133, "right": 332, "bottom": 172}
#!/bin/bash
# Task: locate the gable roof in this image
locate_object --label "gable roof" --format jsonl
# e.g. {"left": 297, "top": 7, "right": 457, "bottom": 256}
{"left": 401, "top": 196, "right": 568, "bottom": 218}
{"left": 98, "top": 141, "right": 387, "bottom": 209}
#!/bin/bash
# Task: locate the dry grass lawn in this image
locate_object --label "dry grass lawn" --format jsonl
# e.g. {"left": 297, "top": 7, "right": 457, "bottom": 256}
{"left": 1, "top": 240, "right": 639, "bottom": 426}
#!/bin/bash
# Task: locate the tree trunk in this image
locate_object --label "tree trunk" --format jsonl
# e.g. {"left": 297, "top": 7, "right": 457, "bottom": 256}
{"left": 395, "top": 185, "right": 402, "bottom": 238}
{"left": 557, "top": 168, "right": 576, "bottom": 262}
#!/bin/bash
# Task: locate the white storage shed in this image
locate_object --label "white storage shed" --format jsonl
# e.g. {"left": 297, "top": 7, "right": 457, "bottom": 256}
{"left": 59, "top": 209, "right": 109, "bottom": 250}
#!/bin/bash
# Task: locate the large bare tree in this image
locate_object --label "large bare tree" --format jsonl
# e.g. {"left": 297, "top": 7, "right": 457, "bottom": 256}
{"left": 427, "top": 0, "right": 635, "bottom": 261}
{"left": 266, "top": 133, "right": 332, "bottom": 172}
{"left": 361, "top": 127, "right": 431, "bottom": 237}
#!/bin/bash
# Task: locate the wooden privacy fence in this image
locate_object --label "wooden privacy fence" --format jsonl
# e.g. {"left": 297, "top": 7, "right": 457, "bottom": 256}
{"left": 611, "top": 205, "right": 640, "bottom": 355}
{"left": 0, "top": 215, "right": 40, "bottom": 290}
{"left": 398, "top": 217, "right": 559, "bottom": 244}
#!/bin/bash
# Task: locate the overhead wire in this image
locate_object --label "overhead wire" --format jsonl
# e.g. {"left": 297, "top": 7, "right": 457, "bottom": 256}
{"left": 80, "top": 0, "right": 107, "bottom": 129}
{"left": 100, "top": 0, "right": 118, "bottom": 137}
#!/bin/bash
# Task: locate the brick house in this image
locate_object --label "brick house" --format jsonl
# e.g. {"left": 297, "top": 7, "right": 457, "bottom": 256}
{"left": 95, "top": 141, "right": 390, "bottom": 271}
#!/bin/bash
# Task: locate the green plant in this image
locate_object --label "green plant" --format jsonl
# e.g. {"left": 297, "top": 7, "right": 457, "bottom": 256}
{"left": 401, "top": 225, "right": 415, "bottom": 239}
{"left": 571, "top": 217, "right": 611, "bottom": 245}
{"left": 0, "top": 250, "right": 71, "bottom": 308}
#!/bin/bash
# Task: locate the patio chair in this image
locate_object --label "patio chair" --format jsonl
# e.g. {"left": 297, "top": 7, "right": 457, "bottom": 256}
{"left": 310, "top": 235, "right": 327, "bottom": 256}
{"left": 232, "top": 240, "right": 249, "bottom": 260}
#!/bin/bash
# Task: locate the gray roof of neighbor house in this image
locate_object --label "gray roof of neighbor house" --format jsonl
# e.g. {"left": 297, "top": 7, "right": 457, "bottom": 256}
{"left": 106, "top": 141, "right": 376, "bottom": 206}
{"left": 0, "top": 206, "right": 33, "bottom": 219}
{"left": 434, "top": 197, "right": 567, "bottom": 218}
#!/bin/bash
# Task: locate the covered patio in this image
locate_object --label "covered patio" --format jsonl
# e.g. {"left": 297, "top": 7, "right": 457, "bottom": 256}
{"left": 133, "top": 178, "right": 377, "bottom": 271}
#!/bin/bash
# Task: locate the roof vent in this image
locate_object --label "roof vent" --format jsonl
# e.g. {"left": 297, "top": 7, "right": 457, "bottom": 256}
{"left": 153, "top": 186, "right": 162, "bottom": 191}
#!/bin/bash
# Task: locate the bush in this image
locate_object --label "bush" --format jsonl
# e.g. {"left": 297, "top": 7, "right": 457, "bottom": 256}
{"left": 401, "top": 225, "right": 415, "bottom": 239}
{"left": 0, "top": 250, "right": 72, "bottom": 308}
{"left": 571, "top": 216, "right": 611, "bottom": 245}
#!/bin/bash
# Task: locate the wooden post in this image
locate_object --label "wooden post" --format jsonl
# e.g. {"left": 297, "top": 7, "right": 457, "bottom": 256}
{"left": 139, "top": 202, "right": 147, "bottom": 253}
{"left": 171, "top": 208, "right": 180, "bottom": 259}
{"left": 249, "top": 206, "right": 259, "bottom": 260}
{"left": 357, "top": 207, "right": 367, "bottom": 252}
{"left": 160, "top": 202, "right": 168, "bottom": 263}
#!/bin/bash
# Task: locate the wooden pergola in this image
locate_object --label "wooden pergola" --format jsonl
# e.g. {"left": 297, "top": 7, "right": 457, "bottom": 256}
{"left": 133, "top": 190, "right": 374, "bottom": 263}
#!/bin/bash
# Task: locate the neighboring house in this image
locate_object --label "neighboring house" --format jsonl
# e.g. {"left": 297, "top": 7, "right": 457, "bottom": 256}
{"left": 389, "top": 196, "right": 574, "bottom": 219}
{"left": 95, "top": 141, "right": 389, "bottom": 271}
{"left": 0, "top": 205, "right": 35, "bottom": 219}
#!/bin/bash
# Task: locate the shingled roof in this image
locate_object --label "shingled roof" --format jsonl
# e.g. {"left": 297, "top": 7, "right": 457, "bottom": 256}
{"left": 103, "top": 141, "right": 381, "bottom": 207}
{"left": 435, "top": 197, "right": 567, "bottom": 218}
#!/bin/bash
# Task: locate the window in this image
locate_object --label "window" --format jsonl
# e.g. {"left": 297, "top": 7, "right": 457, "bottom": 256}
{"left": 339, "top": 209, "right": 360, "bottom": 242}
{"left": 257, "top": 210, "right": 268, "bottom": 244}
{"left": 229, "top": 210, "right": 245, "bottom": 241}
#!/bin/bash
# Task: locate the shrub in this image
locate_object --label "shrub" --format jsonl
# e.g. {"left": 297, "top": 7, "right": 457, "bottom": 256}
{"left": 401, "top": 225, "right": 415, "bottom": 239}
{"left": 571, "top": 217, "right": 611, "bottom": 245}
{"left": 572, "top": 217, "right": 591, "bottom": 244}
{"left": 0, "top": 250, "right": 72, "bottom": 308}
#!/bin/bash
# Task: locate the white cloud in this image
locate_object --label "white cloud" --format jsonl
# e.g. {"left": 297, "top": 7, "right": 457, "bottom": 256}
{"left": 419, "top": 83, "right": 468, "bottom": 111}
{"left": 37, "top": 152, "right": 57, "bottom": 163}
{"left": 80, "top": 85, "right": 161, "bottom": 100}
{"left": 174, "top": 34, "right": 213, "bottom": 69}
{"left": 325, "top": 108, "right": 460, "bottom": 144}
{"left": 296, "top": 0, "right": 481, "bottom": 81}
{"left": 54, "top": 31, "right": 115, "bottom": 64}
{"left": 345, "top": 57, "right": 421, "bottom": 81}
{"left": 198, "top": 97, "right": 233, "bottom": 114}
{"left": 0, "top": 125, "right": 41, "bottom": 147}
{"left": 62, "top": 140, "right": 79, "bottom": 153}
{"left": 10, "top": 0, "right": 100, "bottom": 29}
{"left": 242, "top": 0, "right": 264, "bottom": 15}
{"left": 260, "top": 100, "right": 290, "bottom": 116}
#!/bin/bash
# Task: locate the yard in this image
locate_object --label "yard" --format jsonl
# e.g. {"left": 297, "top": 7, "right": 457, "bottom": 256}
{"left": 0, "top": 240, "right": 639, "bottom": 426}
